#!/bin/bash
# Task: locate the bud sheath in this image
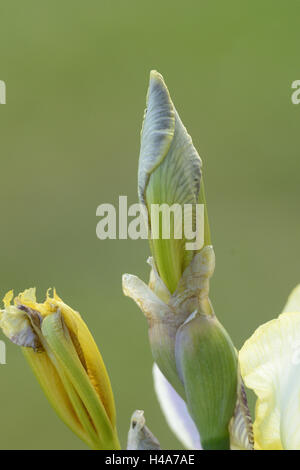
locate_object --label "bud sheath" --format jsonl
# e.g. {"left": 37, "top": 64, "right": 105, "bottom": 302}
{"left": 175, "top": 313, "right": 238, "bottom": 450}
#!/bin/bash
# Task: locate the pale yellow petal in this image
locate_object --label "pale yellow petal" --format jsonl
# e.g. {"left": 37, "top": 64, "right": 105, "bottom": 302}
{"left": 282, "top": 284, "right": 300, "bottom": 313}
{"left": 3, "top": 290, "right": 13, "bottom": 308}
{"left": 17, "top": 287, "right": 37, "bottom": 303}
{"left": 240, "top": 312, "right": 300, "bottom": 450}
{"left": 13, "top": 287, "right": 51, "bottom": 316}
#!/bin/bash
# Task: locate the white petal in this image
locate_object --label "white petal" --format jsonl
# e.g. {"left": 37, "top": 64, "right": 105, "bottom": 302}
{"left": 122, "top": 273, "right": 171, "bottom": 321}
{"left": 127, "top": 410, "right": 161, "bottom": 450}
{"left": 152, "top": 363, "right": 201, "bottom": 450}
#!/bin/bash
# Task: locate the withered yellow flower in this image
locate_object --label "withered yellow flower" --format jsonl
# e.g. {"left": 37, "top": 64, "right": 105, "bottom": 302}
{"left": 0, "top": 288, "right": 120, "bottom": 450}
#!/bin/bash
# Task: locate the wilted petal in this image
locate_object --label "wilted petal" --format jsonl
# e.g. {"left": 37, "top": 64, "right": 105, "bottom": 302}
{"left": 16, "top": 287, "right": 37, "bottom": 305}
{"left": 153, "top": 363, "right": 201, "bottom": 450}
{"left": 0, "top": 290, "right": 41, "bottom": 349}
{"left": 1, "top": 290, "right": 88, "bottom": 445}
{"left": 0, "top": 288, "right": 120, "bottom": 450}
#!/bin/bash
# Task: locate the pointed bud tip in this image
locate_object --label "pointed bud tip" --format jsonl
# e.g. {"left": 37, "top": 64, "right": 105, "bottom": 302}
{"left": 149, "top": 69, "right": 164, "bottom": 83}
{"left": 147, "top": 70, "right": 172, "bottom": 109}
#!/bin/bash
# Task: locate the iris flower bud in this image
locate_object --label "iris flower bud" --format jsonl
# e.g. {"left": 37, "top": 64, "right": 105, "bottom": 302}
{"left": 123, "top": 71, "right": 215, "bottom": 396}
{"left": 0, "top": 288, "right": 120, "bottom": 450}
{"left": 175, "top": 312, "right": 238, "bottom": 449}
{"left": 138, "top": 70, "right": 210, "bottom": 294}
{"left": 123, "top": 71, "right": 252, "bottom": 450}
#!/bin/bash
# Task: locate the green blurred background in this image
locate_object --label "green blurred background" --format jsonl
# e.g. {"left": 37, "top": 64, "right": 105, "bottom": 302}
{"left": 0, "top": 0, "right": 299, "bottom": 449}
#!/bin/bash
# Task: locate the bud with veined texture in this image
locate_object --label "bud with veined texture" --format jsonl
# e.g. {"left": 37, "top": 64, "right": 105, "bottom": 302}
{"left": 0, "top": 288, "right": 120, "bottom": 450}
{"left": 123, "top": 70, "right": 214, "bottom": 396}
{"left": 138, "top": 70, "right": 211, "bottom": 295}
{"left": 175, "top": 312, "right": 238, "bottom": 450}
{"left": 123, "top": 71, "right": 253, "bottom": 450}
